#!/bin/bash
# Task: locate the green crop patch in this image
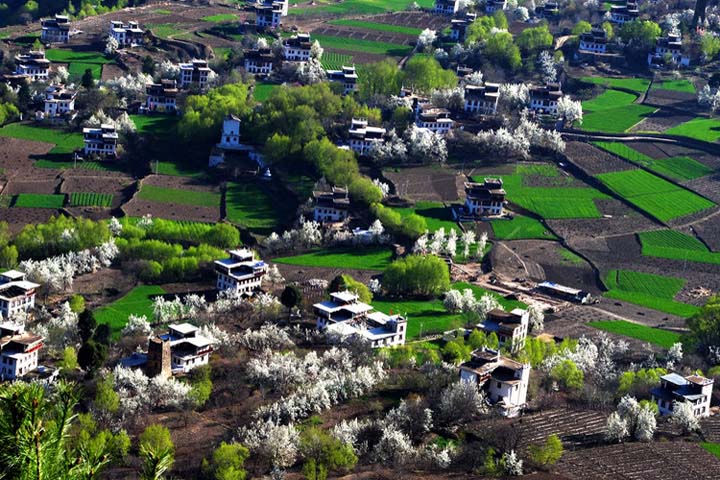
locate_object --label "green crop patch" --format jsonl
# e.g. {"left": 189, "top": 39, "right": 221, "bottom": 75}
{"left": 390, "top": 201, "right": 458, "bottom": 233}
{"left": 666, "top": 118, "right": 720, "bottom": 143}
{"left": 604, "top": 270, "right": 699, "bottom": 317}
{"left": 491, "top": 215, "right": 556, "bottom": 240}
{"left": 201, "top": 13, "right": 238, "bottom": 22}
{"left": 130, "top": 115, "right": 179, "bottom": 135}
{"left": 69, "top": 192, "right": 113, "bottom": 208}
{"left": 593, "top": 142, "right": 713, "bottom": 181}
{"left": 639, "top": 229, "right": 720, "bottom": 265}
{"left": 580, "top": 76, "right": 651, "bottom": 94}
{"left": 588, "top": 320, "right": 681, "bottom": 348}
{"left": 0, "top": 123, "right": 84, "bottom": 154}
{"left": 274, "top": 246, "right": 393, "bottom": 271}
{"left": 654, "top": 79, "right": 695, "bottom": 93}
{"left": 311, "top": 34, "right": 412, "bottom": 56}
{"left": 138, "top": 184, "right": 221, "bottom": 207}
{"left": 253, "top": 83, "right": 280, "bottom": 102}
{"left": 290, "top": 0, "right": 434, "bottom": 16}
{"left": 45, "top": 49, "right": 113, "bottom": 82}
{"left": 595, "top": 169, "right": 714, "bottom": 222}
{"left": 95, "top": 285, "right": 166, "bottom": 340}
{"left": 12, "top": 193, "right": 65, "bottom": 208}
{"left": 582, "top": 104, "right": 657, "bottom": 133}
{"left": 147, "top": 23, "right": 183, "bottom": 39}
{"left": 320, "top": 52, "right": 354, "bottom": 71}
{"left": 225, "top": 181, "right": 290, "bottom": 232}
{"left": 328, "top": 19, "right": 423, "bottom": 35}
{"left": 701, "top": 443, "right": 720, "bottom": 460}
{"left": 582, "top": 90, "right": 638, "bottom": 111}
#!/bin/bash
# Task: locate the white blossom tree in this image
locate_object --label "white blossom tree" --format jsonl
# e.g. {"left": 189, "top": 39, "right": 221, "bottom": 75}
{"left": 121, "top": 314, "right": 152, "bottom": 337}
{"left": 464, "top": 70, "right": 484, "bottom": 86}
{"left": 417, "top": 29, "right": 437, "bottom": 50}
{"left": 605, "top": 411, "right": 629, "bottom": 442}
{"left": 527, "top": 303, "right": 545, "bottom": 332}
{"left": 310, "top": 40, "right": 324, "bottom": 60}
{"left": 105, "top": 35, "right": 119, "bottom": 55}
{"left": 238, "top": 420, "right": 300, "bottom": 469}
{"left": 370, "top": 129, "right": 408, "bottom": 164}
{"left": 502, "top": 450, "right": 523, "bottom": 476}
{"left": 438, "top": 380, "right": 488, "bottom": 426}
{"left": 538, "top": 50, "right": 558, "bottom": 83}
{"left": 670, "top": 401, "right": 700, "bottom": 433}
{"left": 557, "top": 96, "right": 584, "bottom": 126}
{"left": 406, "top": 125, "right": 447, "bottom": 163}
{"left": 666, "top": 342, "right": 683, "bottom": 369}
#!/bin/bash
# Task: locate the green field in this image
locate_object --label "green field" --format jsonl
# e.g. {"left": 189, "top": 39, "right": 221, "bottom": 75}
{"left": 94, "top": 285, "right": 166, "bottom": 339}
{"left": 588, "top": 320, "right": 681, "bottom": 348}
{"left": 491, "top": 215, "right": 556, "bottom": 240}
{"left": 253, "top": 83, "right": 280, "bottom": 102}
{"left": 147, "top": 23, "right": 184, "bottom": 39}
{"left": 12, "top": 193, "right": 65, "bottom": 208}
{"left": 580, "top": 76, "right": 651, "bottom": 94}
{"left": 320, "top": 52, "right": 354, "bottom": 71}
{"left": 130, "top": 115, "right": 179, "bottom": 135}
{"left": 593, "top": 142, "right": 713, "bottom": 181}
{"left": 639, "top": 229, "right": 720, "bottom": 265}
{"left": 595, "top": 169, "right": 714, "bottom": 222}
{"left": 274, "top": 247, "right": 393, "bottom": 270}
{"left": 604, "top": 270, "right": 699, "bottom": 317}
{"left": 390, "top": 201, "right": 458, "bottom": 233}
{"left": 45, "top": 49, "right": 113, "bottom": 82}
{"left": 473, "top": 164, "right": 609, "bottom": 219}
{"left": 312, "top": 34, "right": 413, "bottom": 56}
{"left": 0, "top": 123, "right": 84, "bottom": 154}
{"left": 201, "top": 13, "right": 238, "bottom": 22}
{"left": 290, "top": 0, "right": 434, "bottom": 15}
{"left": 153, "top": 161, "right": 205, "bottom": 178}
{"left": 666, "top": 118, "right": 720, "bottom": 142}
{"left": 701, "top": 443, "right": 720, "bottom": 459}
{"left": 583, "top": 104, "right": 656, "bottom": 133}
{"left": 225, "top": 181, "right": 289, "bottom": 232}
{"left": 373, "top": 281, "right": 526, "bottom": 339}
{"left": 69, "top": 192, "right": 113, "bottom": 207}
{"left": 654, "top": 79, "right": 695, "bottom": 93}
{"left": 138, "top": 184, "right": 221, "bottom": 207}
{"left": 328, "top": 19, "right": 423, "bottom": 35}
{"left": 582, "top": 90, "right": 638, "bottom": 111}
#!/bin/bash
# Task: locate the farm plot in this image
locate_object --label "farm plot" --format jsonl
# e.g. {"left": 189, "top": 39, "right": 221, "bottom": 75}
{"left": 581, "top": 90, "right": 656, "bottom": 133}
{"left": 389, "top": 201, "right": 458, "bottom": 233}
{"left": 130, "top": 115, "right": 179, "bottom": 136}
{"left": 320, "top": 52, "right": 354, "bottom": 70}
{"left": 61, "top": 175, "right": 133, "bottom": 209}
{"left": 473, "top": 165, "right": 610, "bottom": 219}
{"left": 593, "top": 142, "right": 713, "bottom": 181}
{"left": 654, "top": 79, "right": 696, "bottom": 93}
{"left": 94, "top": 285, "right": 166, "bottom": 340}
{"left": 45, "top": 49, "right": 114, "bottom": 82}
{"left": 327, "top": 19, "right": 423, "bottom": 35}
{"left": 639, "top": 229, "right": 720, "bottom": 265}
{"left": 580, "top": 76, "right": 650, "bottom": 94}
{"left": 588, "top": 320, "right": 682, "bottom": 348}
{"left": 311, "top": 34, "right": 413, "bottom": 56}
{"left": 384, "top": 166, "right": 460, "bottom": 202}
{"left": 595, "top": 169, "right": 715, "bottom": 222}
{"left": 69, "top": 192, "right": 113, "bottom": 207}
{"left": 12, "top": 193, "right": 65, "bottom": 208}
{"left": 289, "top": 0, "right": 434, "bottom": 16}
{"left": 201, "top": 13, "right": 238, "bottom": 22}
{"left": 666, "top": 118, "right": 720, "bottom": 142}
{"left": 124, "top": 176, "right": 221, "bottom": 222}
{"left": 273, "top": 247, "right": 393, "bottom": 271}
{"left": 225, "top": 181, "right": 292, "bottom": 233}
{"left": 0, "top": 123, "right": 83, "bottom": 155}
{"left": 138, "top": 184, "right": 221, "bottom": 207}
{"left": 490, "top": 215, "right": 556, "bottom": 240}
{"left": 603, "top": 269, "right": 699, "bottom": 317}
{"left": 253, "top": 82, "right": 280, "bottom": 102}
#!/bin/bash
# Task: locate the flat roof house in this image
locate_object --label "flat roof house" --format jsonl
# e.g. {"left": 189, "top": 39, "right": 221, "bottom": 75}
{"left": 460, "top": 347, "right": 531, "bottom": 417}
{"left": 179, "top": 59, "right": 213, "bottom": 90}
{"left": 477, "top": 308, "right": 529, "bottom": 353}
{"left": 416, "top": 105, "right": 454, "bottom": 135}
{"left": 327, "top": 65, "right": 358, "bottom": 95}
{"left": 251, "top": 0, "right": 288, "bottom": 28}
{"left": 535, "top": 1, "right": 559, "bottom": 18}
{"left": 110, "top": 20, "right": 144, "bottom": 47}
{"left": 244, "top": 47, "right": 275, "bottom": 76}
{"left": 463, "top": 83, "right": 500, "bottom": 115}
{"left": 0, "top": 323, "right": 44, "bottom": 380}
{"left": 14, "top": 51, "right": 50, "bottom": 82}
{"left": 144, "top": 79, "right": 178, "bottom": 113}
{"left": 313, "top": 187, "right": 351, "bottom": 223}
{"left": 578, "top": 27, "right": 608, "bottom": 54}
{"left": 651, "top": 372, "right": 713, "bottom": 417}
{"left": 42, "top": 84, "right": 77, "bottom": 121}
{"left": 217, "top": 114, "right": 243, "bottom": 150}
{"left": 283, "top": 33, "right": 312, "bottom": 62}
{"left": 464, "top": 178, "right": 505, "bottom": 217}
{"left": 486, "top": 0, "right": 507, "bottom": 13}
{"left": 347, "top": 118, "right": 385, "bottom": 156}
{"left": 648, "top": 33, "right": 689, "bottom": 67}
{"left": 314, "top": 291, "right": 407, "bottom": 348}
{"left": 434, "top": 0, "right": 460, "bottom": 15}
{"left": 0, "top": 270, "right": 39, "bottom": 319}
{"left": 41, "top": 14, "right": 71, "bottom": 44}
{"left": 158, "top": 323, "right": 213, "bottom": 373}
{"left": 83, "top": 124, "right": 118, "bottom": 158}
{"left": 214, "top": 249, "right": 268, "bottom": 295}
{"left": 529, "top": 83, "right": 562, "bottom": 116}
{"left": 537, "top": 281, "right": 591, "bottom": 303}
{"left": 450, "top": 12, "right": 477, "bottom": 42}
{"left": 610, "top": 1, "right": 639, "bottom": 24}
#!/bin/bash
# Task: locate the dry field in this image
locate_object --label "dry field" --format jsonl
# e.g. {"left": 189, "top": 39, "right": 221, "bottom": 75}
{"left": 384, "top": 166, "right": 463, "bottom": 202}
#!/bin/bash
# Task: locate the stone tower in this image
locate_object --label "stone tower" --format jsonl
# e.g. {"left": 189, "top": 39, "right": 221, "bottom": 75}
{"left": 145, "top": 336, "right": 171, "bottom": 379}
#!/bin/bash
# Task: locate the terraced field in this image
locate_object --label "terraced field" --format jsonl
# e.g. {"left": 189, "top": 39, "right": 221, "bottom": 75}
{"left": 603, "top": 269, "right": 698, "bottom": 317}
{"left": 639, "top": 229, "right": 720, "bottom": 265}
{"left": 69, "top": 192, "right": 114, "bottom": 207}
{"left": 312, "top": 34, "right": 413, "bottom": 56}
{"left": 138, "top": 184, "right": 221, "bottom": 207}
{"left": 12, "top": 193, "right": 65, "bottom": 208}
{"left": 491, "top": 215, "right": 556, "bottom": 240}
{"left": 666, "top": 118, "right": 720, "bottom": 142}
{"left": 95, "top": 285, "right": 166, "bottom": 339}
{"left": 593, "top": 142, "right": 713, "bottom": 181}
{"left": 389, "top": 201, "right": 458, "bottom": 233}
{"left": 580, "top": 76, "right": 651, "bottom": 94}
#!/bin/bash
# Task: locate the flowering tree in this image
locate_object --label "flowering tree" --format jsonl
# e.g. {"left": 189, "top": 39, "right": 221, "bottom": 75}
{"left": 34, "top": 302, "right": 79, "bottom": 353}
{"left": 605, "top": 411, "right": 629, "bottom": 442}
{"left": 406, "top": 125, "right": 447, "bottom": 163}
{"left": 557, "top": 96, "right": 583, "bottom": 126}
{"left": 670, "top": 401, "right": 700, "bottom": 433}
{"left": 158, "top": 60, "right": 181, "bottom": 81}
{"left": 461, "top": 230, "right": 476, "bottom": 258}
{"left": 417, "top": 29, "right": 437, "bottom": 50}
{"left": 476, "top": 127, "right": 530, "bottom": 159}
{"left": 121, "top": 314, "right": 152, "bottom": 337}
{"left": 431, "top": 87, "right": 465, "bottom": 111}
{"left": 538, "top": 50, "right": 558, "bottom": 83}
{"left": 52, "top": 66, "right": 70, "bottom": 84}
{"left": 527, "top": 303, "right": 545, "bottom": 332}
{"left": 438, "top": 380, "right": 488, "bottom": 426}
{"left": 310, "top": 40, "right": 324, "bottom": 60}
{"left": 105, "top": 35, "right": 119, "bottom": 55}
{"left": 666, "top": 342, "right": 683, "bottom": 368}
{"left": 238, "top": 420, "right": 299, "bottom": 469}
{"left": 370, "top": 129, "right": 408, "bottom": 165}
{"left": 105, "top": 72, "right": 154, "bottom": 103}
{"left": 499, "top": 83, "right": 530, "bottom": 111}
{"left": 698, "top": 85, "right": 720, "bottom": 112}
{"left": 372, "top": 179, "right": 390, "bottom": 198}
{"left": 297, "top": 59, "right": 326, "bottom": 85}
{"left": 502, "top": 450, "right": 523, "bottom": 476}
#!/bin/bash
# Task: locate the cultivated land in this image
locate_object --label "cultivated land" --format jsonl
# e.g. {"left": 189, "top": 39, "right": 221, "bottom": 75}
{"left": 666, "top": 118, "right": 720, "bottom": 142}
{"left": 94, "top": 285, "right": 166, "bottom": 339}
{"left": 603, "top": 269, "right": 699, "bottom": 317}
{"left": 593, "top": 142, "right": 713, "bottom": 181}
{"left": 639, "top": 229, "right": 720, "bottom": 265}
{"left": 491, "top": 215, "right": 556, "bottom": 240}
{"left": 588, "top": 320, "right": 681, "bottom": 348}
{"left": 390, "top": 200, "right": 458, "bottom": 233}
{"left": 274, "top": 247, "right": 393, "bottom": 270}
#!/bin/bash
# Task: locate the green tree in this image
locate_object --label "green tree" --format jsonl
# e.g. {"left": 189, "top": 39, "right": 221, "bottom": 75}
{"left": 516, "top": 25, "right": 554, "bottom": 56}
{"left": 328, "top": 274, "right": 373, "bottom": 303}
{"left": 140, "top": 425, "right": 175, "bottom": 457}
{"left": 602, "top": 21, "right": 614, "bottom": 40}
{"left": 59, "top": 346, "right": 78, "bottom": 372}
{"left": 81, "top": 68, "right": 95, "bottom": 89}
{"left": 619, "top": 20, "right": 661, "bottom": 50}
{"left": 402, "top": 56, "right": 458, "bottom": 94}
{"left": 485, "top": 32, "right": 522, "bottom": 71}
{"left": 17, "top": 82, "right": 31, "bottom": 111}
{"left": 492, "top": 10, "right": 508, "bottom": 29}
{"left": 702, "top": 35, "right": 720, "bottom": 61}
{"left": 202, "top": 442, "right": 249, "bottom": 480}
{"left": 78, "top": 339, "right": 107, "bottom": 373}
{"left": 358, "top": 60, "right": 402, "bottom": 101}
{"left": 94, "top": 374, "right": 120, "bottom": 414}
{"left": 550, "top": 359, "right": 584, "bottom": 391}
{"left": 300, "top": 427, "right": 357, "bottom": 480}
{"left": 281, "top": 284, "right": 302, "bottom": 316}
{"left": 572, "top": 21, "right": 592, "bottom": 35}
{"left": 178, "top": 82, "right": 252, "bottom": 144}
{"left": 486, "top": 331, "right": 499, "bottom": 350}
{"left": 68, "top": 294, "right": 86, "bottom": 313}
{"left": 686, "top": 294, "right": 720, "bottom": 356}
{"left": 383, "top": 254, "right": 450, "bottom": 297}
{"left": 468, "top": 329, "right": 487, "bottom": 349}
{"left": 528, "top": 434, "right": 563, "bottom": 466}
{"left": 348, "top": 177, "right": 383, "bottom": 206}
{"left": 142, "top": 55, "right": 156, "bottom": 75}
{"left": 189, "top": 364, "right": 213, "bottom": 408}
{"left": 78, "top": 309, "right": 97, "bottom": 342}
{"left": 466, "top": 16, "right": 497, "bottom": 44}
{"left": 443, "top": 338, "right": 472, "bottom": 363}
{"left": 202, "top": 223, "right": 240, "bottom": 248}
{"left": 0, "top": 245, "right": 18, "bottom": 269}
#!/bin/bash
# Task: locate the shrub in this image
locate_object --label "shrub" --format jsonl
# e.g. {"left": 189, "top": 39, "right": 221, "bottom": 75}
{"left": 383, "top": 255, "right": 450, "bottom": 297}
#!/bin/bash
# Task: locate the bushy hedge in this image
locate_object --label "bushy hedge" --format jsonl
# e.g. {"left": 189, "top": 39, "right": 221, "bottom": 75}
{"left": 120, "top": 218, "right": 239, "bottom": 248}
{"left": 14, "top": 215, "right": 111, "bottom": 259}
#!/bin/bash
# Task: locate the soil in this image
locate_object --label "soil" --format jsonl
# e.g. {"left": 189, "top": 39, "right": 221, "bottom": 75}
{"left": 122, "top": 197, "right": 220, "bottom": 222}
{"left": 644, "top": 88, "right": 698, "bottom": 111}
{"left": 0, "top": 137, "right": 58, "bottom": 179}
{"left": 142, "top": 173, "right": 221, "bottom": 192}
{"left": 61, "top": 174, "right": 136, "bottom": 208}
{"left": 384, "top": 166, "right": 463, "bottom": 202}
{"left": 563, "top": 141, "right": 635, "bottom": 175}
{"left": 0, "top": 207, "right": 61, "bottom": 234}
{"left": 3, "top": 178, "right": 61, "bottom": 194}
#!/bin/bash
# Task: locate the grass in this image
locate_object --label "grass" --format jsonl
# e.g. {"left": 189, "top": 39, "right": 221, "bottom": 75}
{"left": 373, "top": 281, "right": 526, "bottom": 339}
{"left": 130, "top": 115, "right": 179, "bottom": 136}
{"left": 253, "top": 83, "right": 280, "bottom": 102}
{"left": 201, "top": 13, "right": 238, "bottom": 22}
{"left": 593, "top": 142, "right": 713, "bottom": 181}
{"left": 153, "top": 8, "right": 172, "bottom": 14}
{"left": 34, "top": 159, "right": 122, "bottom": 171}
{"left": 274, "top": 247, "right": 393, "bottom": 270}
{"left": 390, "top": 201, "right": 458, "bottom": 233}
{"left": 639, "top": 229, "right": 720, "bottom": 265}
{"left": 0, "top": 123, "right": 84, "bottom": 154}
{"left": 604, "top": 270, "right": 699, "bottom": 317}
{"left": 69, "top": 192, "right": 113, "bottom": 208}
{"left": 588, "top": 320, "right": 681, "bottom": 348}
{"left": 311, "top": 34, "right": 413, "bottom": 56}
{"left": 701, "top": 443, "right": 720, "bottom": 459}
{"left": 45, "top": 49, "right": 113, "bottom": 82}
{"left": 225, "top": 181, "right": 289, "bottom": 232}
{"left": 12, "top": 194, "right": 65, "bottom": 208}
{"left": 582, "top": 90, "right": 638, "bottom": 111}
{"left": 290, "top": 0, "right": 434, "bottom": 16}
{"left": 138, "top": 184, "right": 221, "bottom": 208}
{"left": 320, "top": 52, "right": 354, "bottom": 71}
{"left": 580, "top": 76, "right": 651, "bottom": 94}
{"left": 583, "top": 105, "right": 657, "bottom": 133}
{"left": 491, "top": 215, "right": 556, "bottom": 240}
{"left": 559, "top": 248, "right": 585, "bottom": 265}
{"left": 153, "top": 161, "right": 205, "bottom": 178}
{"left": 327, "top": 19, "right": 423, "bottom": 35}
{"left": 654, "top": 79, "right": 696, "bottom": 93}
{"left": 147, "top": 23, "right": 184, "bottom": 39}
{"left": 473, "top": 164, "right": 609, "bottom": 219}
{"left": 94, "top": 285, "right": 166, "bottom": 340}
{"left": 595, "top": 169, "right": 714, "bottom": 222}
{"left": 666, "top": 118, "right": 720, "bottom": 143}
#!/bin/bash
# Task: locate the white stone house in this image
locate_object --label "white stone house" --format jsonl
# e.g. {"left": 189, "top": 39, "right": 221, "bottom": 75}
{"left": 348, "top": 118, "right": 385, "bottom": 156}
{"left": 214, "top": 249, "right": 268, "bottom": 294}
{"left": 314, "top": 291, "right": 407, "bottom": 348}
{"left": 253, "top": 0, "right": 288, "bottom": 28}
{"left": 41, "top": 15, "right": 71, "bottom": 44}
{"left": 0, "top": 270, "right": 39, "bottom": 319}
{"left": 144, "top": 79, "right": 178, "bottom": 113}
{"left": 312, "top": 187, "right": 350, "bottom": 223}
{"left": 327, "top": 65, "right": 358, "bottom": 95}
{"left": 485, "top": 0, "right": 507, "bottom": 13}
{"left": 158, "top": 323, "right": 213, "bottom": 373}
{"left": 42, "top": 84, "right": 77, "bottom": 121}
{"left": 283, "top": 33, "right": 312, "bottom": 62}
{"left": 610, "top": 2, "right": 639, "bottom": 24}
{"left": 14, "top": 51, "right": 50, "bottom": 82}
{"left": 651, "top": 372, "right": 714, "bottom": 417}
{"left": 463, "top": 83, "right": 500, "bottom": 115}
{"left": 450, "top": 13, "right": 477, "bottom": 42}
{"left": 179, "top": 60, "right": 213, "bottom": 90}
{"left": 434, "top": 0, "right": 459, "bottom": 15}
{"left": 244, "top": 48, "right": 275, "bottom": 75}
{"left": 535, "top": 2, "right": 559, "bottom": 18}
{"left": 476, "top": 308, "right": 529, "bottom": 353}
{"left": 0, "top": 322, "right": 44, "bottom": 380}
{"left": 529, "top": 83, "right": 562, "bottom": 115}
{"left": 647, "top": 34, "right": 690, "bottom": 67}
{"left": 83, "top": 124, "right": 118, "bottom": 158}
{"left": 218, "top": 115, "right": 243, "bottom": 150}
{"left": 110, "top": 20, "right": 144, "bottom": 47}
{"left": 578, "top": 27, "right": 608, "bottom": 54}
{"left": 464, "top": 179, "right": 505, "bottom": 217}
{"left": 460, "top": 347, "right": 531, "bottom": 417}
{"left": 416, "top": 106, "right": 454, "bottom": 135}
